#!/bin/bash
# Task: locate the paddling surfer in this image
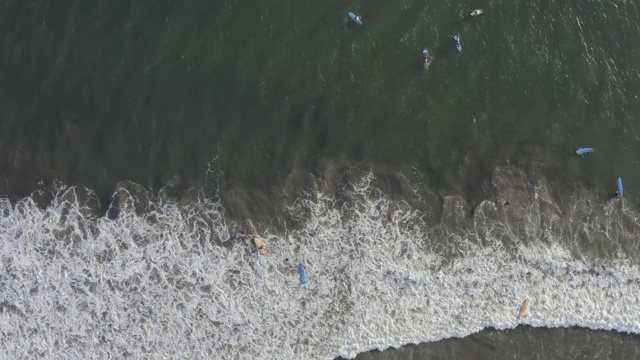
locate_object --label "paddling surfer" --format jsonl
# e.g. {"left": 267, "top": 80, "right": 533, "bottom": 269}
{"left": 422, "top": 48, "right": 431, "bottom": 68}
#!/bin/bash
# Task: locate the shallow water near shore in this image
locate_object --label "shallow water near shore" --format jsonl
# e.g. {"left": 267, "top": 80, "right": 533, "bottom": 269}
{"left": 347, "top": 326, "right": 640, "bottom": 360}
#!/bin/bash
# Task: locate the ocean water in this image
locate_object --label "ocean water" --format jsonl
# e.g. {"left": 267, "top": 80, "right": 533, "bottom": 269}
{"left": 1, "top": 1, "right": 640, "bottom": 359}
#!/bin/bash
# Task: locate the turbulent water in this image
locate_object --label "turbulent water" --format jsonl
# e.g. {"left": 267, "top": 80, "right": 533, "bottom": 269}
{"left": 1, "top": 165, "right": 639, "bottom": 359}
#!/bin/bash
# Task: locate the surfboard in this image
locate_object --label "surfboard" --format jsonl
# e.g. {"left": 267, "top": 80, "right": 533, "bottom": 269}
{"left": 253, "top": 237, "right": 266, "bottom": 255}
{"left": 617, "top": 177, "right": 624, "bottom": 196}
{"left": 518, "top": 299, "right": 528, "bottom": 318}
{"left": 576, "top": 147, "right": 593, "bottom": 155}
{"left": 453, "top": 34, "right": 462, "bottom": 52}
{"left": 298, "top": 263, "right": 307, "bottom": 284}
{"left": 471, "top": 9, "right": 483, "bottom": 16}
{"left": 348, "top": 12, "right": 363, "bottom": 25}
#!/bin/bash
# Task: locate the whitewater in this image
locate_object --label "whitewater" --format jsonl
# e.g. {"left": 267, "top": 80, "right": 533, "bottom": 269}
{"left": 0, "top": 166, "right": 639, "bottom": 359}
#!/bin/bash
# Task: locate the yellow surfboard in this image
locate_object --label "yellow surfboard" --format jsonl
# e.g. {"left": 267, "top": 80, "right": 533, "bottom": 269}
{"left": 518, "top": 299, "right": 528, "bottom": 318}
{"left": 253, "top": 237, "right": 265, "bottom": 255}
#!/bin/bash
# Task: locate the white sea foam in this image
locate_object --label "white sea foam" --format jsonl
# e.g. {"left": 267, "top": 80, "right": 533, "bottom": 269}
{"left": 0, "top": 174, "right": 639, "bottom": 359}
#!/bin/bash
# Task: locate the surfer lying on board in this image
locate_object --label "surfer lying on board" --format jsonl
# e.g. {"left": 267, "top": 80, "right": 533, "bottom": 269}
{"left": 450, "top": 33, "right": 461, "bottom": 51}
{"left": 422, "top": 48, "right": 431, "bottom": 68}
{"left": 356, "top": 15, "right": 361, "bottom": 23}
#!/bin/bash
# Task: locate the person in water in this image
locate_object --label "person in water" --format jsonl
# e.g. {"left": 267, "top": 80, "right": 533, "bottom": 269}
{"left": 356, "top": 15, "right": 361, "bottom": 23}
{"left": 422, "top": 49, "right": 430, "bottom": 68}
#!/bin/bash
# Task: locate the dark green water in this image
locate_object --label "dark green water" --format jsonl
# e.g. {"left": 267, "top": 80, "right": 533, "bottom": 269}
{"left": 3, "top": 1, "right": 640, "bottom": 203}
{"left": 2, "top": 1, "right": 640, "bottom": 359}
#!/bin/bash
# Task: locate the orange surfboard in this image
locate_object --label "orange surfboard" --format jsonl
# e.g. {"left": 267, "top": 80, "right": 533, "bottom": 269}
{"left": 253, "top": 237, "right": 266, "bottom": 255}
{"left": 518, "top": 300, "right": 528, "bottom": 318}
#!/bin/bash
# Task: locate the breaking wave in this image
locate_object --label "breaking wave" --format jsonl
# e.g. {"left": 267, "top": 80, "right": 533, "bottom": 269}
{"left": 0, "top": 167, "right": 639, "bottom": 359}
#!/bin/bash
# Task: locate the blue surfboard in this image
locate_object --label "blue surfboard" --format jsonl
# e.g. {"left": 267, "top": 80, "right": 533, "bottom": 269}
{"left": 348, "top": 12, "right": 363, "bottom": 25}
{"left": 576, "top": 148, "right": 593, "bottom": 155}
{"left": 453, "top": 34, "right": 462, "bottom": 52}
{"left": 617, "top": 177, "right": 624, "bottom": 196}
{"left": 298, "top": 263, "right": 307, "bottom": 284}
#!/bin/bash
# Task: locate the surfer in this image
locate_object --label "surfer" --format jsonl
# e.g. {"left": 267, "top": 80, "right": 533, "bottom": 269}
{"left": 451, "top": 33, "right": 462, "bottom": 52}
{"left": 356, "top": 15, "right": 362, "bottom": 23}
{"left": 615, "top": 191, "right": 621, "bottom": 197}
{"left": 422, "top": 48, "right": 431, "bottom": 68}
